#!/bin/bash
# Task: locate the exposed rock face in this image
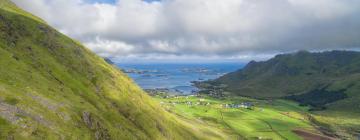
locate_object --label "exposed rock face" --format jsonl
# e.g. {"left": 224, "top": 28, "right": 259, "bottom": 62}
{"left": 0, "top": 101, "right": 54, "bottom": 129}
{"left": 0, "top": 102, "right": 24, "bottom": 124}
{"left": 82, "top": 111, "right": 110, "bottom": 140}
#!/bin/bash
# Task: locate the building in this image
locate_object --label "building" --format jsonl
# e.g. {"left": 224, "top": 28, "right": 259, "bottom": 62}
{"left": 223, "top": 102, "right": 253, "bottom": 109}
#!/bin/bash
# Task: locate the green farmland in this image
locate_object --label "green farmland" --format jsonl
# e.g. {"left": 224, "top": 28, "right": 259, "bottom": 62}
{"left": 153, "top": 95, "right": 324, "bottom": 140}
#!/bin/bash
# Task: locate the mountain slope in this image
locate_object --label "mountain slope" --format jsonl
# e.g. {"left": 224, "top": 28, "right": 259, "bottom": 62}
{"left": 200, "top": 50, "right": 360, "bottom": 138}
{"left": 211, "top": 50, "right": 360, "bottom": 99}
{"left": 0, "top": 1, "right": 221, "bottom": 139}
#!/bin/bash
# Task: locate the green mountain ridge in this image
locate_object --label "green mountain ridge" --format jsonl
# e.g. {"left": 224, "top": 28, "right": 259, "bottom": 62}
{"left": 0, "top": 0, "right": 218, "bottom": 139}
{"left": 212, "top": 50, "right": 360, "bottom": 99}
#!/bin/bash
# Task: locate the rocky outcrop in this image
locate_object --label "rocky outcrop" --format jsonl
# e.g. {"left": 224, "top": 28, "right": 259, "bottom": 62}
{"left": 82, "top": 111, "right": 110, "bottom": 140}
{"left": 0, "top": 101, "right": 24, "bottom": 124}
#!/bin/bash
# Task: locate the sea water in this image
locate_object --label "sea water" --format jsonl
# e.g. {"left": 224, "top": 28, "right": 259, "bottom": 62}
{"left": 116, "top": 62, "right": 244, "bottom": 95}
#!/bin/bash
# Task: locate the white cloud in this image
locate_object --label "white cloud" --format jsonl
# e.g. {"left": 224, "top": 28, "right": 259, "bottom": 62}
{"left": 85, "top": 37, "right": 135, "bottom": 57}
{"left": 12, "top": 0, "right": 360, "bottom": 61}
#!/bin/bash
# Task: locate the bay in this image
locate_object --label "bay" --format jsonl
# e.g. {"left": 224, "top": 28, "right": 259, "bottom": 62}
{"left": 116, "top": 62, "right": 244, "bottom": 95}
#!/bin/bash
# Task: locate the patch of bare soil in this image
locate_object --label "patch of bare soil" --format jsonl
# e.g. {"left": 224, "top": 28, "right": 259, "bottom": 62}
{"left": 293, "top": 129, "right": 336, "bottom": 140}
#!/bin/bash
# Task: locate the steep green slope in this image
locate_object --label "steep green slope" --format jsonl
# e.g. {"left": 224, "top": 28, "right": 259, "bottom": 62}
{"left": 0, "top": 1, "right": 217, "bottom": 139}
{"left": 200, "top": 50, "right": 360, "bottom": 138}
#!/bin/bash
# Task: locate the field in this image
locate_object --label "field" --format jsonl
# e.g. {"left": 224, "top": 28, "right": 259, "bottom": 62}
{"left": 153, "top": 95, "right": 328, "bottom": 140}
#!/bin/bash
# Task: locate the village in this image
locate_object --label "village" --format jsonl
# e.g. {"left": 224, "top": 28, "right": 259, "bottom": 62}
{"left": 158, "top": 94, "right": 255, "bottom": 110}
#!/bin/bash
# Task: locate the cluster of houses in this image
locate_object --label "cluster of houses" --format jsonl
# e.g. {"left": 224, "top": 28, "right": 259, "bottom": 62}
{"left": 159, "top": 94, "right": 255, "bottom": 110}
{"left": 160, "top": 100, "right": 211, "bottom": 106}
{"left": 160, "top": 96, "right": 254, "bottom": 110}
{"left": 160, "top": 97, "right": 212, "bottom": 106}
{"left": 160, "top": 94, "right": 201, "bottom": 99}
{"left": 185, "top": 101, "right": 211, "bottom": 106}
{"left": 223, "top": 102, "right": 253, "bottom": 109}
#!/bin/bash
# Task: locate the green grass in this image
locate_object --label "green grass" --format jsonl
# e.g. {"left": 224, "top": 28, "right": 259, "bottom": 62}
{"left": 0, "top": 117, "right": 14, "bottom": 139}
{"left": 3, "top": 97, "right": 19, "bottom": 105}
{"left": 155, "top": 95, "right": 316, "bottom": 140}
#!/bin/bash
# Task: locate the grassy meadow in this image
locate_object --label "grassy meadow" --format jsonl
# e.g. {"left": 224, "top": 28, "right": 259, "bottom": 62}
{"left": 153, "top": 95, "right": 321, "bottom": 140}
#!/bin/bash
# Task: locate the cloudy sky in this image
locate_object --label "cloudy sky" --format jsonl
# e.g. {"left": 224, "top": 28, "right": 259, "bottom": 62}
{"left": 12, "top": 0, "right": 360, "bottom": 63}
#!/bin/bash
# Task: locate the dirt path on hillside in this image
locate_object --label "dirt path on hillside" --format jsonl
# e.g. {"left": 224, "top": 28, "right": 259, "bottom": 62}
{"left": 293, "top": 129, "right": 336, "bottom": 140}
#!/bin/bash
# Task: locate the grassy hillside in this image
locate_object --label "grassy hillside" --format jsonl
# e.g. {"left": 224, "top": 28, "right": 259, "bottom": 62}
{"left": 199, "top": 50, "right": 360, "bottom": 138}
{"left": 0, "top": 0, "right": 224, "bottom": 139}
